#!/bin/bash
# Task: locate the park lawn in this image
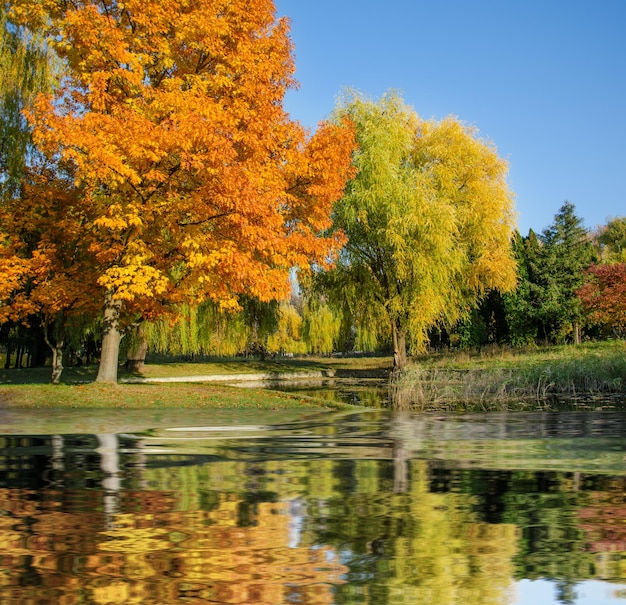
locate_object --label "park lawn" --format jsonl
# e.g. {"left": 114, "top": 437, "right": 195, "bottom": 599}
{"left": 0, "top": 381, "right": 354, "bottom": 410}
{"left": 1, "top": 343, "right": 624, "bottom": 410}
{"left": 0, "top": 355, "right": 388, "bottom": 410}
{"left": 137, "top": 357, "right": 331, "bottom": 378}
{"left": 0, "top": 354, "right": 392, "bottom": 384}
{"left": 136, "top": 354, "right": 392, "bottom": 378}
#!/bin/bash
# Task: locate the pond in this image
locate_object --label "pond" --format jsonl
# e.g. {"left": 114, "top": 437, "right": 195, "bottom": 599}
{"left": 2, "top": 406, "right": 626, "bottom": 605}
{"left": 236, "top": 375, "right": 390, "bottom": 407}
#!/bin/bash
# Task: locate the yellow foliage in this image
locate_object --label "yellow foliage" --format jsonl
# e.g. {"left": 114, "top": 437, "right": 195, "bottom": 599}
{"left": 267, "top": 301, "right": 307, "bottom": 354}
{"left": 331, "top": 91, "right": 517, "bottom": 358}
{"left": 98, "top": 265, "right": 169, "bottom": 301}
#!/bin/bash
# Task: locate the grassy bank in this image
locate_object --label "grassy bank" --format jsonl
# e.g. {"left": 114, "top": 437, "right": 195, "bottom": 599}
{"left": 0, "top": 381, "right": 356, "bottom": 409}
{"left": 1, "top": 342, "right": 624, "bottom": 410}
{"left": 394, "top": 340, "right": 626, "bottom": 410}
{"left": 0, "top": 355, "right": 383, "bottom": 409}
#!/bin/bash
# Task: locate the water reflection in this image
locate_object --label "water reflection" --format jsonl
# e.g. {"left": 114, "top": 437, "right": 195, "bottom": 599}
{"left": 237, "top": 376, "right": 390, "bottom": 407}
{"left": 1, "top": 409, "right": 626, "bottom": 604}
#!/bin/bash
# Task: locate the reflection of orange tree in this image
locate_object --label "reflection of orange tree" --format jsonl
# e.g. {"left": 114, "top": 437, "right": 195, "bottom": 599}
{"left": 0, "top": 487, "right": 346, "bottom": 605}
{"left": 0, "top": 487, "right": 106, "bottom": 603}
{"left": 578, "top": 479, "right": 626, "bottom": 581}
{"left": 97, "top": 495, "right": 346, "bottom": 604}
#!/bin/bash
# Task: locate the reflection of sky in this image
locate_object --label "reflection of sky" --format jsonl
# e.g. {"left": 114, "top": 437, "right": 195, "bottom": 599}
{"left": 515, "top": 580, "right": 626, "bottom": 604}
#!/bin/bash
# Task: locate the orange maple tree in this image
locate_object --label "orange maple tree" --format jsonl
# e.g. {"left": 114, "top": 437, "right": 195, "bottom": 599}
{"left": 0, "top": 163, "right": 101, "bottom": 382}
{"left": 7, "top": 0, "right": 356, "bottom": 382}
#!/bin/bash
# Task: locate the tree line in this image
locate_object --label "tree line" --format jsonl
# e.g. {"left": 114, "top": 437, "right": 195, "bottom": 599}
{"left": 1, "top": 1, "right": 624, "bottom": 383}
{"left": 462, "top": 207, "right": 626, "bottom": 349}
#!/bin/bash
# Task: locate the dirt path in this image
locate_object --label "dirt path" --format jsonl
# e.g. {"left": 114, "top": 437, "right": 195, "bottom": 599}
{"left": 120, "top": 369, "right": 334, "bottom": 384}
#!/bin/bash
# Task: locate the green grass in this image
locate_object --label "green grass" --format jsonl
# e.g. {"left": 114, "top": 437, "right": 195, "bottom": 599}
{"left": 135, "top": 357, "right": 328, "bottom": 378}
{"left": 414, "top": 340, "right": 625, "bottom": 371}
{"left": 0, "top": 355, "right": 388, "bottom": 409}
{"left": 0, "top": 381, "right": 356, "bottom": 410}
{"left": 395, "top": 340, "right": 626, "bottom": 410}
{"left": 2, "top": 343, "right": 624, "bottom": 411}
{"left": 135, "top": 354, "right": 392, "bottom": 378}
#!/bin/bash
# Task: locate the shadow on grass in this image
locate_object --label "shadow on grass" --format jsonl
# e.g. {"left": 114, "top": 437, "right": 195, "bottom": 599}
{"left": 0, "top": 365, "right": 99, "bottom": 385}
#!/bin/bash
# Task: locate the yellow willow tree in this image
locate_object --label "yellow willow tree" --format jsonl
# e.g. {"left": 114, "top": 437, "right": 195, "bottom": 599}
{"left": 9, "top": 0, "right": 356, "bottom": 383}
{"left": 326, "top": 91, "right": 517, "bottom": 370}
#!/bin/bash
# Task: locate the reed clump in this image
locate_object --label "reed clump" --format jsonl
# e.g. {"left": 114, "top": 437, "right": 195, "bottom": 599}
{"left": 391, "top": 341, "right": 626, "bottom": 411}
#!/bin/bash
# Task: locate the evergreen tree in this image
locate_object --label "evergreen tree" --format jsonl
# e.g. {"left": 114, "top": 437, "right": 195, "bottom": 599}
{"left": 537, "top": 202, "right": 595, "bottom": 343}
{"left": 454, "top": 289, "right": 509, "bottom": 349}
{"left": 506, "top": 203, "right": 595, "bottom": 345}
{"left": 504, "top": 229, "right": 545, "bottom": 345}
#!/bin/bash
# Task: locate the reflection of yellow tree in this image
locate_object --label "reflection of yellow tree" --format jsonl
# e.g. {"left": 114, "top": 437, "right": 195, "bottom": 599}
{"left": 0, "top": 487, "right": 105, "bottom": 603}
{"left": 385, "top": 461, "right": 518, "bottom": 604}
{"left": 307, "top": 460, "right": 520, "bottom": 605}
{"left": 1, "top": 452, "right": 521, "bottom": 605}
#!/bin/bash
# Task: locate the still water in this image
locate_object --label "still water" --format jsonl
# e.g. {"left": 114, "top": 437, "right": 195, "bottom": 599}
{"left": 2, "top": 406, "right": 626, "bottom": 605}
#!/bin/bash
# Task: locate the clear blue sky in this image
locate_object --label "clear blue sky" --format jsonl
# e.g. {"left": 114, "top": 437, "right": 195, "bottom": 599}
{"left": 274, "top": 0, "right": 626, "bottom": 235}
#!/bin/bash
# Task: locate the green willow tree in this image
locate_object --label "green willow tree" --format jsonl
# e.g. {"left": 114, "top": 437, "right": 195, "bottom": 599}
{"left": 323, "top": 92, "right": 517, "bottom": 370}
{"left": 141, "top": 297, "right": 279, "bottom": 359}
{"left": 267, "top": 301, "right": 306, "bottom": 355}
{"left": 301, "top": 298, "right": 341, "bottom": 355}
{"left": 0, "top": 5, "right": 56, "bottom": 194}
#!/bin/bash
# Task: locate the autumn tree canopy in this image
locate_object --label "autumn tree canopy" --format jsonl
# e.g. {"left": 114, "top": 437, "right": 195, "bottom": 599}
{"left": 0, "top": 162, "right": 101, "bottom": 382}
{"left": 322, "top": 91, "right": 517, "bottom": 369}
{"left": 6, "top": 0, "right": 356, "bottom": 382}
{"left": 578, "top": 263, "right": 626, "bottom": 336}
{"left": 594, "top": 217, "right": 626, "bottom": 263}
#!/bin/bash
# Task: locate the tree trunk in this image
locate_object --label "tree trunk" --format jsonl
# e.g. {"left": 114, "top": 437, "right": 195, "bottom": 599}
{"left": 392, "top": 320, "right": 407, "bottom": 372}
{"left": 97, "top": 434, "right": 121, "bottom": 525}
{"left": 96, "top": 290, "right": 123, "bottom": 384}
{"left": 4, "top": 340, "right": 11, "bottom": 369}
{"left": 14, "top": 345, "right": 24, "bottom": 369}
{"left": 125, "top": 323, "right": 148, "bottom": 373}
{"left": 573, "top": 322, "right": 581, "bottom": 345}
{"left": 43, "top": 319, "right": 65, "bottom": 385}
{"left": 49, "top": 341, "right": 64, "bottom": 384}
{"left": 393, "top": 445, "right": 409, "bottom": 493}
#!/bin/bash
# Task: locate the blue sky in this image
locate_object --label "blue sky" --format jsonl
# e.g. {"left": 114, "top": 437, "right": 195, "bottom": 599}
{"left": 274, "top": 0, "right": 626, "bottom": 235}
